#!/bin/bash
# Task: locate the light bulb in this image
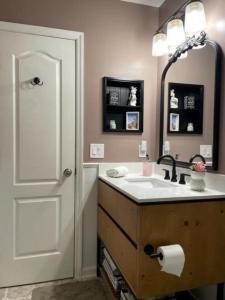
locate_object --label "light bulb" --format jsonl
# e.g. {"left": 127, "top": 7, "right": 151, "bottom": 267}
{"left": 167, "top": 19, "right": 186, "bottom": 50}
{"left": 185, "top": 1, "right": 206, "bottom": 36}
{"left": 152, "top": 32, "right": 168, "bottom": 56}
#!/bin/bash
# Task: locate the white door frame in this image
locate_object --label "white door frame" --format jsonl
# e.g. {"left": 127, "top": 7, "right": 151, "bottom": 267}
{"left": 0, "top": 21, "right": 84, "bottom": 280}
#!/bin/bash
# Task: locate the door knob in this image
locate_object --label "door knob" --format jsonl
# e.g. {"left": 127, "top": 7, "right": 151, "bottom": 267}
{"left": 64, "top": 168, "right": 73, "bottom": 177}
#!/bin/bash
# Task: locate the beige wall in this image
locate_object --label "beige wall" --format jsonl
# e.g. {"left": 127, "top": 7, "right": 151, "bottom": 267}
{"left": 0, "top": 0, "right": 158, "bottom": 163}
{"left": 158, "top": 0, "right": 225, "bottom": 173}
{"left": 0, "top": 0, "right": 224, "bottom": 170}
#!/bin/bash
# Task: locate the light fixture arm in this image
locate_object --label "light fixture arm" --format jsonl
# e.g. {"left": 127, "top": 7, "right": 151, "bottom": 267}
{"left": 157, "top": 0, "right": 194, "bottom": 33}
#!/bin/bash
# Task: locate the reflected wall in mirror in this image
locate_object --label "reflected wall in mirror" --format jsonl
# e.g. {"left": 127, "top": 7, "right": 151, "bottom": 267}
{"left": 160, "top": 40, "right": 222, "bottom": 170}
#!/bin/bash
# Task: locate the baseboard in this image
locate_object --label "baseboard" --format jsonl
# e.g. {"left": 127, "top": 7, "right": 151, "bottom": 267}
{"left": 81, "top": 266, "right": 97, "bottom": 280}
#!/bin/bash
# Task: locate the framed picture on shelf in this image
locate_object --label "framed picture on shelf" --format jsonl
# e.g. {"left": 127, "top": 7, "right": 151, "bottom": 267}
{"left": 126, "top": 112, "right": 139, "bottom": 131}
{"left": 169, "top": 113, "right": 179, "bottom": 132}
{"left": 184, "top": 95, "right": 195, "bottom": 109}
{"left": 109, "top": 90, "right": 120, "bottom": 105}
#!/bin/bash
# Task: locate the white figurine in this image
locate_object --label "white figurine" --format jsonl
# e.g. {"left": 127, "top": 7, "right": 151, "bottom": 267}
{"left": 128, "top": 86, "right": 137, "bottom": 106}
{"left": 170, "top": 89, "right": 179, "bottom": 109}
{"left": 187, "top": 122, "right": 194, "bottom": 132}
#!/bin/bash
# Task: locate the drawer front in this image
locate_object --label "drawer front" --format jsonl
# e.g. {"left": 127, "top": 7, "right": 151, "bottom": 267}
{"left": 98, "top": 180, "right": 138, "bottom": 244}
{"left": 98, "top": 207, "right": 138, "bottom": 294}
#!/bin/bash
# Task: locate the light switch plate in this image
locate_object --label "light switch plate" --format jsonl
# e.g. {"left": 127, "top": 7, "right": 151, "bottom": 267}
{"left": 90, "top": 144, "right": 104, "bottom": 159}
{"left": 139, "top": 140, "right": 147, "bottom": 158}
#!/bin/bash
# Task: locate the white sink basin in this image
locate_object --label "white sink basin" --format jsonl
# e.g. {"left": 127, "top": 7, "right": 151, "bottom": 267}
{"left": 125, "top": 177, "right": 177, "bottom": 189}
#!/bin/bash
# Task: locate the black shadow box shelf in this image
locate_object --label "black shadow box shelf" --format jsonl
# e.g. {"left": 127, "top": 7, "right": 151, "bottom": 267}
{"left": 103, "top": 77, "right": 144, "bottom": 133}
{"left": 167, "top": 82, "right": 204, "bottom": 135}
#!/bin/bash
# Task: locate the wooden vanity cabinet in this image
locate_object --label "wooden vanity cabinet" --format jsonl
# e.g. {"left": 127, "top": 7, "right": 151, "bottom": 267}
{"left": 98, "top": 179, "right": 225, "bottom": 299}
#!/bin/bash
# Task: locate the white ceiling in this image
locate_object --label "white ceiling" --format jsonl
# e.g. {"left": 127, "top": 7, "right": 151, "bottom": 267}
{"left": 121, "top": 0, "right": 166, "bottom": 8}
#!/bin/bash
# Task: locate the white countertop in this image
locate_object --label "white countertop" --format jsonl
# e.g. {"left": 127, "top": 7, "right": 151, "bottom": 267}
{"left": 99, "top": 172, "right": 225, "bottom": 204}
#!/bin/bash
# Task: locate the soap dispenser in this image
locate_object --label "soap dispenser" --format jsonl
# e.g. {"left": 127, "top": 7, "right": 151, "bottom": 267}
{"left": 143, "top": 154, "right": 152, "bottom": 177}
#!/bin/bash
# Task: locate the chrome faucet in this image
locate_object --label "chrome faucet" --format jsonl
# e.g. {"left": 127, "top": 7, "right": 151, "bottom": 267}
{"left": 189, "top": 154, "right": 206, "bottom": 165}
{"left": 157, "top": 155, "right": 177, "bottom": 182}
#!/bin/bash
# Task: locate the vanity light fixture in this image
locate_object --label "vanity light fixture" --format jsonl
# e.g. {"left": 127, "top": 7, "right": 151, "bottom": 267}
{"left": 152, "top": 32, "right": 168, "bottom": 56}
{"left": 152, "top": 0, "right": 207, "bottom": 58}
{"left": 167, "top": 19, "right": 186, "bottom": 55}
{"left": 167, "top": 19, "right": 188, "bottom": 59}
{"left": 185, "top": 1, "right": 206, "bottom": 37}
{"left": 185, "top": 0, "right": 206, "bottom": 49}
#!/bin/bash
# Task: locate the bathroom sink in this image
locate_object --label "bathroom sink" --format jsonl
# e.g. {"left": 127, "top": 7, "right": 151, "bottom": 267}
{"left": 125, "top": 177, "right": 177, "bottom": 189}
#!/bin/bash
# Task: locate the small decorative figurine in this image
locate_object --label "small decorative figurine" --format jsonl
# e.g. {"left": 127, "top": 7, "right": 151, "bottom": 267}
{"left": 184, "top": 96, "right": 195, "bottom": 109}
{"left": 187, "top": 123, "right": 194, "bottom": 132}
{"left": 128, "top": 86, "right": 137, "bottom": 106}
{"left": 109, "top": 91, "right": 120, "bottom": 105}
{"left": 170, "top": 89, "right": 179, "bottom": 109}
{"left": 109, "top": 120, "right": 117, "bottom": 130}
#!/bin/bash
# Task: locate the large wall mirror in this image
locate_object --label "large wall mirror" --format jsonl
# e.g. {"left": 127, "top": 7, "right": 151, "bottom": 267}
{"left": 159, "top": 38, "right": 222, "bottom": 170}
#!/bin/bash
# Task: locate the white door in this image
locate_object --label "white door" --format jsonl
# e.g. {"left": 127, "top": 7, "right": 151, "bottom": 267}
{"left": 0, "top": 30, "right": 75, "bottom": 287}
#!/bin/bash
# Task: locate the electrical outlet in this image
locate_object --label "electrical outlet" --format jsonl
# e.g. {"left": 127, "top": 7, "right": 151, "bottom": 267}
{"left": 139, "top": 145, "right": 147, "bottom": 158}
{"left": 90, "top": 144, "right": 104, "bottom": 158}
{"left": 200, "top": 145, "right": 212, "bottom": 158}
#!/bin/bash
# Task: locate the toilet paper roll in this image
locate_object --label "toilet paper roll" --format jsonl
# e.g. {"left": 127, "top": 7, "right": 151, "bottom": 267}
{"left": 157, "top": 244, "right": 185, "bottom": 277}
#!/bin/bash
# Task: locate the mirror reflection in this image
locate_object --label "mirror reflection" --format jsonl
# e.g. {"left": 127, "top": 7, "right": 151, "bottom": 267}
{"left": 162, "top": 44, "right": 216, "bottom": 167}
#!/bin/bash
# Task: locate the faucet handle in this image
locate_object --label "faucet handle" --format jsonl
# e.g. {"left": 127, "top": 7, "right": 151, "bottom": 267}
{"left": 162, "top": 169, "right": 170, "bottom": 180}
{"left": 179, "top": 173, "right": 191, "bottom": 185}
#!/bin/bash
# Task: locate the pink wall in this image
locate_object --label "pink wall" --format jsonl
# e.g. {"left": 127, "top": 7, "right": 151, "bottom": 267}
{"left": 0, "top": 0, "right": 159, "bottom": 163}
{"left": 158, "top": 0, "right": 225, "bottom": 173}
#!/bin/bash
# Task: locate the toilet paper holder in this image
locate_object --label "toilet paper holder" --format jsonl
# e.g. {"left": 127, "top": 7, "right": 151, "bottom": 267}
{"left": 144, "top": 244, "right": 163, "bottom": 260}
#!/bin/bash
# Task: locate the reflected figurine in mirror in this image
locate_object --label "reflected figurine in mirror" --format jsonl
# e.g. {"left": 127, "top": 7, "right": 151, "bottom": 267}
{"left": 128, "top": 86, "right": 137, "bottom": 106}
{"left": 170, "top": 89, "right": 179, "bottom": 109}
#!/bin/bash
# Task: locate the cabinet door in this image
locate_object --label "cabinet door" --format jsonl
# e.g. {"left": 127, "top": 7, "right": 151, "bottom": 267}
{"left": 98, "top": 180, "right": 139, "bottom": 244}
{"left": 98, "top": 207, "right": 138, "bottom": 294}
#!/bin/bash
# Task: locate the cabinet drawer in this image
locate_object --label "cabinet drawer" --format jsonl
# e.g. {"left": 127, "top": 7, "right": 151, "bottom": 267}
{"left": 98, "top": 180, "right": 138, "bottom": 244}
{"left": 98, "top": 206, "right": 138, "bottom": 293}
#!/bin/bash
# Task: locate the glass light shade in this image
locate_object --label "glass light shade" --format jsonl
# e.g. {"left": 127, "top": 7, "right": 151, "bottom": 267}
{"left": 185, "top": 1, "right": 206, "bottom": 36}
{"left": 167, "top": 19, "right": 186, "bottom": 49}
{"left": 152, "top": 32, "right": 168, "bottom": 56}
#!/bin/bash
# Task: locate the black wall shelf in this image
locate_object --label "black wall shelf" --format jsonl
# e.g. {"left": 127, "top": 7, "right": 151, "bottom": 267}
{"left": 103, "top": 77, "right": 144, "bottom": 133}
{"left": 167, "top": 82, "right": 204, "bottom": 134}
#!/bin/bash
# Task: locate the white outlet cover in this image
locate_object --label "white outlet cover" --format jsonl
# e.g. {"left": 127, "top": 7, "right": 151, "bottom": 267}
{"left": 90, "top": 144, "right": 104, "bottom": 159}
{"left": 200, "top": 145, "right": 212, "bottom": 158}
